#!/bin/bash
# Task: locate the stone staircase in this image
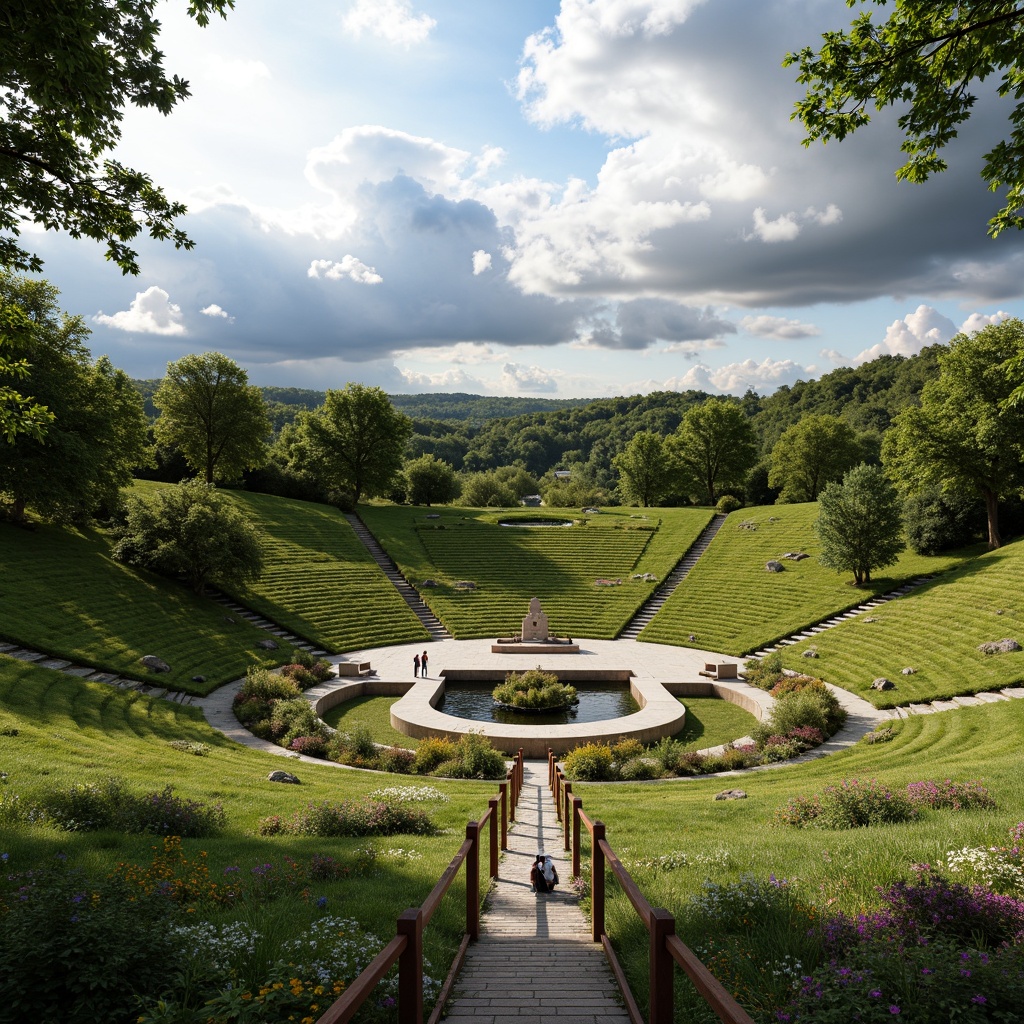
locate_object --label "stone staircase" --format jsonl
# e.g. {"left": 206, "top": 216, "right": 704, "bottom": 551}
{"left": 750, "top": 574, "right": 937, "bottom": 658}
{"left": 206, "top": 589, "right": 329, "bottom": 656}
{"left": 344, "top": 512, "right": 451, "bottom": 641}
{"left": 617, "top": 513, "right": 727, "bottom": 640}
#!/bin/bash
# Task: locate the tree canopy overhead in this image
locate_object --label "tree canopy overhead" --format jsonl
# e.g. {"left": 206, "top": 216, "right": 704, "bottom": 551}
{"left": 786, "top": 1, "right": 1024, "bottom": 236}
{"left": 0, "top": 0, "right": 233, "bottom": 275}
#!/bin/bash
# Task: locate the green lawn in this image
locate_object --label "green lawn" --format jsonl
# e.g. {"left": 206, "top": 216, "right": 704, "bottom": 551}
{"left": 779, "top": 537, "right": 1024, "bottom": 707}
{"left": 640, "top": 503, "right": 977, "bottom": 655}
{"left": 222, "top": 491, "right": 429, "bottom": 651}
{"left": 0, "top": 518, "right": 297, "bottom": 693}
{"left": 359, "top": 505, "right": 712, "bottom": 639}
{"left": 322, "top": 695, "right": 421, "bottom": 748}
{"left": 0, "top": 655, "right": 497, "bottom": 986}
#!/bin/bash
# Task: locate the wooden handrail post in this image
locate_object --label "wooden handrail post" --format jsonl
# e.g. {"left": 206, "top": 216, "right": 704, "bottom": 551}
{"left": 649, "top": 909, "right": 675, "bottom": 1024}
{"left": 397, "top": 908, "right": 423, "bottom": 1024}
{"left": 488, "top": 797, "right": 499, "bottom": 880}
{"left": 554, "top": 769, "right": 563, "bottom": 821}
{"left": 548, "top": 749, "right": 554, "bottom": 790}
{"left": 466, "top": 821, "right": 480, "bottom": 941}
{"left": 506, "top": 770, "right": 515, "bottom": 821}
{"left": 563, "top": 782, "right": 572, "bottom": 851}
{"left": 592, "top": 821, "right": 606, "bottom": 942}
{"left": 571, "top": 796, "right": 581, "bottom": 878}
{"left": 517, "top": 748, "right": 524, "bottom": 791}
{"left": 499, "top": 782, "right": 508, "bottom": 850}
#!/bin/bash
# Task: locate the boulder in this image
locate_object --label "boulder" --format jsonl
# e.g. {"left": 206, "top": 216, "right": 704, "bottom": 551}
{"left": 871, "top": 677, "right": 895, "bottom": 691}
{"left": 765, "top": 560, "right": 784, "bottom": 573}
{"left": 223, "top": 615, "right": 236, "bottom": 624}
{"left": 781, "top": 552, "right": 808, "bottom": 561}
{"left": 421, "top": 579, "right": 439, "bottom": 588}
{"left": 714, "top": 789, "right": 747, "bottom": 801}
{"left": 268, "top": 770, "right": 301, "bottom": 784}
{"left": 901, "top": 667, "right": 916, "bottom": 675}
{"left": 977, "top": 639, "right": 1022, "bottom": 655}
{"left": 802, "top": 648, "right": 819, "bottom": 658}
{"left": 140, "top": 655, "right": 171, "bottom": 673}
{"left": 257, "top": 639, "right": 279, "bottom": 650}
{"left": 191, "top": 674, "right": 206, "bottom": 683}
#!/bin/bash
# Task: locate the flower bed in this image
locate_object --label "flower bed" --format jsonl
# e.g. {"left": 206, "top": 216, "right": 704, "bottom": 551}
{"left": 492, "top": 668, "right": 578, "bottom": 711}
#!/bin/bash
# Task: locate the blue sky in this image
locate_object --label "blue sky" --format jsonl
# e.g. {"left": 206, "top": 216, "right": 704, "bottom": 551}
{"left": 25, "top": 0, "right": 1024, "bottom": 398}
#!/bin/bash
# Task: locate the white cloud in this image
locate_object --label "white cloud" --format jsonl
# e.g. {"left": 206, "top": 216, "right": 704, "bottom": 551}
{"left": 807, "top": 203, "right": 843, "bottom": 226}
{"left": 308, "top": 256, "right": 383, "bottom": 284}
{"left": 750, "top": 207, "right": 801, "bottom": 244}
{"left": 200, "top": 303, "right": 234, "bottom": 322}
{"left": 501, "top": 362, "right": 559, "bottom": 393}
{"left": 664, "top": 356, "right": 806, "bottom": 395}
{"left": 202, "top": 55, "right": 271, "bottom": 89}
{"left": 399, "top": 367, "right": 488, "bottom": 391}
{"left": 342, "top": 0, "right": 436, "bottom": 48}
{"left": 739, "top": 315, "right": 820, "bottom": 340}
{"left": 398, "top": 342, "right": 501, "bottom": 365}
{"left": 94, "top": 286, "right": 186, "bottom": 335}
{"left": 854, "top": 304, "right": 957, "bottom": 363}
{"left": 472, "top": 250, "right": 492, "bottom": 275}
{"left": 960, "top": 310, "right": 1011, "bottom": 334}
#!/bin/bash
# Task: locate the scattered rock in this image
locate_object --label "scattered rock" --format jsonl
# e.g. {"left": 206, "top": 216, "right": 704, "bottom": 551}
{"left": 421, "top": 579, "right": 439, "bottom": 588}
{"left": 688, "top": 634, "right": 697, "bottom": 642}
{"left": 802, "top": 648, "right": 819, "bottom": 658}
{"left": 595, "top": 578, "right": 622, "bottom": 586}
{"left": 714, "top": 789, "right": 747, "bottom": 801}
{"left": 268, "top": 770, "right": 301, "bottom": 784}
{"left": 996, "top": 609, "right": 1005, "bottom": 616}
{"left": 977, "top": 638, "right": 1022, "bottom": 655}
{"left": 871, "top": 677, "right": 895, "bottom": 691}
{"left": 140, "top": 655, "right": 171, "bottom": 673}
{"left": 454, "top": 580, "right": 477, "bottom": 590}
{"left": 765, "top": 560, "right": 784, "bottom": 573}
{"left": 901, "top": 667, "right": 916, "bottom": 675}
{"left": 257, "top": 639, "right": 279, "bottom": 650}
{"left": 583, "top": 507, "right": 602, "bottom": 514}
{"left": 768, "top": 516, "right": 780, "bottom": 522}
{"left": 631, "top": 572, "right": 657, "bottom": 582}
{"left": 191, "top": 674, "right": 206, "bottom": 683}
{"left": 425, "top": 513, "right": 440, "bottom": 519}
{"left": 863, "top": 617, "right": 878, "bottom": 623}
{"left": 781, "top": 552, "right": 809, "bottom": 561}
{"left": 223, "top": 615, "right": 236, "bottom": 624}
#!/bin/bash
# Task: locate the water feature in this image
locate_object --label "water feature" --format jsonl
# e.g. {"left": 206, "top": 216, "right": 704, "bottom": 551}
{"left": 439, "top": 681, "right": 640, "bottom": 726}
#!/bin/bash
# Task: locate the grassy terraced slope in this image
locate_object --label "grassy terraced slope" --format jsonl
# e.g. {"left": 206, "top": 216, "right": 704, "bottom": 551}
{"left": 0, "top": 519, "right": 297, "bottom": 693}
{"left": 224, "top": 492, "right": 429, "bottom": 652}
{"left": 640, "top": 503, "right": 976, "bottom": 655}
{"left": 780, "top": 537, "right": 1024, "bottom": 707}
{"left": 359, "top": 506, "right": 712, "bottom": 639}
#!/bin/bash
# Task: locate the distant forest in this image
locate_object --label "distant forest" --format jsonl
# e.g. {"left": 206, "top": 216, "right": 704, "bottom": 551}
{"left": 132, "top": 345, "right": 943, "bottom": 492}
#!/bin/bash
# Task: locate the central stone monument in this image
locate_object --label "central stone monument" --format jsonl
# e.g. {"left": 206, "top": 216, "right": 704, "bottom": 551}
{"left": 492, "top": 597, "right": 580, "bottom": 653}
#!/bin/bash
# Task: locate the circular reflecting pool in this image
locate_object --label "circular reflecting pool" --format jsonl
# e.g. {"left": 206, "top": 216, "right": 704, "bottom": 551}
{"left": 438, "top": 682, "right": 640, "bottom": 725}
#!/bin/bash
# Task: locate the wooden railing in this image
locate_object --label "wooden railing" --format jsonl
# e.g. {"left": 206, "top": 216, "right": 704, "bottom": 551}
{"left": 548, "top": 751, "right": 755, "bottom": 1024}
{"left": 315, "top": 750, "right": 525, "bottom": 1024}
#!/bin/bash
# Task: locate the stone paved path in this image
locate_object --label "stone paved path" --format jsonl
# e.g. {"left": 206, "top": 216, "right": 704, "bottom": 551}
{"left": 443, "top": 760, "right": 630, "bottom": 1024}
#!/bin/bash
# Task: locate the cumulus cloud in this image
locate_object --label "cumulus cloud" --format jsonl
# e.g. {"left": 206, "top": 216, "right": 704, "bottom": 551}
{"left": 582, "top": 298, "right": 734, "bottom": 350}
{"left": 854, "top": 305, "right": 957, "bottom": 363}
{"left": 94, "top": 286, "right": 186, "bottom": 336}
{"left": 200, "top": 303, "right": 234, "bottom": 322}
{"left": 308, "top": 256, "right": 384, "bottom": 284}
{"left": 750, "top": 208, "right": 801, "bottom": 244}
{"left": 399, "top": 367, "right": 488, "bottom": 391}
{"left": 472, "top": 250, "right": 492, "bottom": 275}
{"left": 342, "top": 0, "right": 436, "bottom": 47}
{"left": 740, "top": 315, "right": 821, "bottom": 340}
{"left": 501, "top": 362, "right": 559, "bottom": 393}
{"left": 960, "top": 310, "right": 1011, "bottom": 334}
{"left": 665, "top": 357, "right": 806, "bottom": 395}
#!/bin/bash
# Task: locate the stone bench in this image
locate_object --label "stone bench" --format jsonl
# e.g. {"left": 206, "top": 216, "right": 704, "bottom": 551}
{"left": 699, "top": 662, "right": 738, "bottom": 680}
{"left": 336, "top": 661, "right": 373, "bottom": 677}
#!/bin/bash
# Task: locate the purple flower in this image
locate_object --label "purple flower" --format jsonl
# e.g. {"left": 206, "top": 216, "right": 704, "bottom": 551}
{"left": 971, "top": 995, "right": 987, "bottom": 1005}
{"left": 316, "top": 896, "right": 328, "bottom": 909}
{"left": 870, "top": 990, "right": 882, "bottom": 998}
{"left": 889, "top": 1006, "right": 901, "bottom": 1015}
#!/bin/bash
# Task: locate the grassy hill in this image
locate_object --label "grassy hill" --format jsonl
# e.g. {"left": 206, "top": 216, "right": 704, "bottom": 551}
{"left": 640, "top": 503, "right": 977, "bottom": 655}
{"left": 359, "top": 505, "right": 713, "bottom": 639}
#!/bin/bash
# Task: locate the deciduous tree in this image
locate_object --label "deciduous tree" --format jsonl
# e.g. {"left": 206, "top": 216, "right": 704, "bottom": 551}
{"left": 294, "top": 384, "right": 412, "bottom": 506}
{"left": 613, "top": 431, "right": 674, "bottom": 507}
{"left": 881, "top": 318, "right": 1024, "bottom": 549}
{"left": 786, "top": 1, "right": 1024, "bottom": 236}
{"left": 405, "top": 454, "right": 461, "bottom": 506}
{"left": 816, "top": 463, "right": 905, "bottom": 585}
{"left": 768, "top": 414, "right": 864, "bottom": 503}
{"left": 113, "top": 479, "right": 264, "bottom": 596}
{"left": 0, "top": 274, "right": 147, "bottom": 524}
{"left": 154, "top": 352, "right": 271, "bottom": 485}
{"left": 668, "top": 399, "right": 758, "bottom": 505}
{"left": 1, "top": 0, "right": 233, "bottom": 275}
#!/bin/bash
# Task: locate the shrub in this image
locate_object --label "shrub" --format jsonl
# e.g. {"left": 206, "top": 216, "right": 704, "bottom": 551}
{"left": 743, "top": 652, "right": 783, "bottom": 690}
{"left": 817, "top": 778, "right": 918, "bottom": 830}
{"left": 433, "top": 758, "right": 471, "bottom": 779}
{"left": 328, "top": 725, "right": 378, "bottom": 766}
{"left": 168, "top": 740, "right": 211, "bottom": 756}
{"left": 773, "top": 793, "right": 823, "bottom": 828}
{"left": 716, "top": 494, "right": 742, "bottom": 514}
{"left": 377, "top": 746, "right": 416, "bottom": 774}
{"left": 258, "top": 799, "right": 438, "bottom": 837}
{"left": 651, "top": 736, "right": 683, "bottom": 773}
{"left": 454, "top": 732, "right": 507, "bottom": 779}
{"left": 289, "top": 735, "right": 328, "bottom": 758}
{"left": 269, "top": 700, "right": 327, "bottom": 748}
{"left": 786, "top": 725, "right": 824, "bottom": 750}
{"left": 619, "top": 756, "right": 661, "bottom": 781}
{"left": 753, "top": 680, "right": 846, "bottom": 745}
{"left": 611, "top": 737, "right": 646, "bottom": 764}
{"left": 862, "top": 726, "right": 895, "bottom": 744}
{"left": 903, "top": 485, "right": 983, "bottom": 555}
{"left": 906, "top": 779, "right": 997, "bottom": 811}
{"left": 493, "top": 669, "right": 578, "bottom": 710}
{"left": 758, "top": 740, "right": 803, "bottom": 763}
{"left": 562, "top": 743, "right": 616, "bottom": 781}
{"left": 235, "top": 666, "right": 301, "bottom": 704}
{"left": 411, "top": 737, "right": 459, "bottom": 775}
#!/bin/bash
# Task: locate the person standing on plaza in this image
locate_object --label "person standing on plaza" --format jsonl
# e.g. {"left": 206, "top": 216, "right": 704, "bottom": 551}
{"left": 413, "top": 652, "right": 420, "bottom": 677}
{"left": 420, "top": 650, "right": 429, "bottom": 677}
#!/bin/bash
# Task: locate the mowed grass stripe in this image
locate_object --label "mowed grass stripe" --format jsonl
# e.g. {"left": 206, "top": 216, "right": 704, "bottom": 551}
{"left": 223, "top": 492, "right": 430, "bottom": 651}
{"left": 639, "top": 503, "right": 975, "bottom": 654}
{"left": 780, "top": 538, "right": 1024, "bottom": 706}
{"left": 0, "top": 519, "right": 296, "bottom": 693}
{"left": 361, "top": 506, "right": 712, "bottom": 639}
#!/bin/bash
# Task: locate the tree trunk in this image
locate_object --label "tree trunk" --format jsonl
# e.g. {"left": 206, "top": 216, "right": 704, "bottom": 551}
{"left": 983, "top": 488, "right": 1002, "bottom": 549}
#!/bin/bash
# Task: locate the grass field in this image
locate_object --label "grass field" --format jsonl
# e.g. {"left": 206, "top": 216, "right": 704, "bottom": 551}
{"left": 640, "top": 503, "right": 977, "bottom": 655}
{"left": 779, "top": 537, "right": 1024, "bottom": 707}
{"left": 221, "top": 491, "right": 429, "bottom": 651}
{"left": 0, "top": 518, "right": 297, "bottom": 694}
{"left": 359, "top": 505, "right": 712, "bottom": 639}
{"left": 0, "top": 655, "right": 498, "bottom": 988}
